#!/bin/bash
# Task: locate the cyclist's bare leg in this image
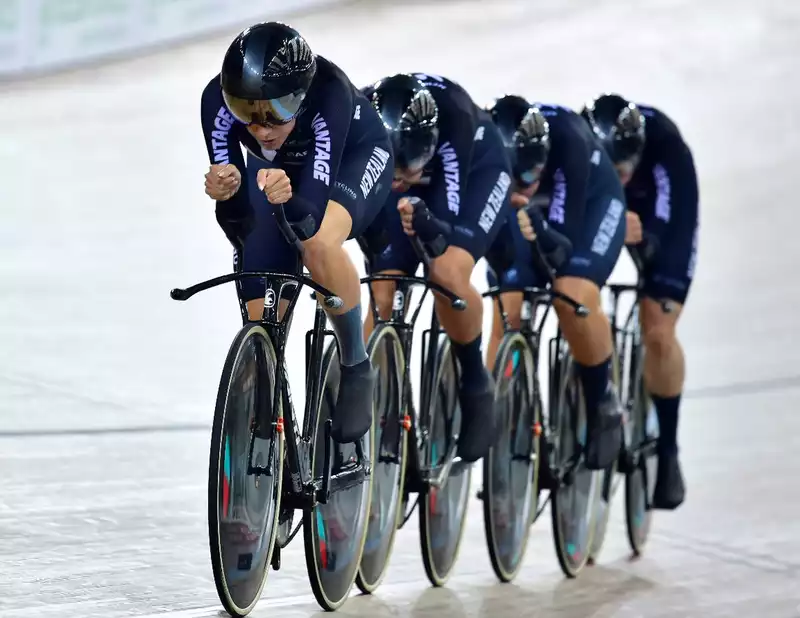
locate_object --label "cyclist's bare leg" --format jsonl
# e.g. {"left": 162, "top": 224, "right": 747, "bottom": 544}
{"left": 302, "top": 201, "right": 359, "bottom": 313}
{"left": 302, "top": 200, "right": 377, "bottom": 443}
{"left": 427, "top": 246, "right": 496, "bottom": 462}
{"left": 641, "top": 298, "right": 685, "bottom": 399}
{"left": 428, "top": 246, "right": 481, "bottom": 344}
{"left": 553, "top": 275, "right": 620, "bottom": 469}
{"left": 640, "top": 297, "right": 686, "bottom": 509}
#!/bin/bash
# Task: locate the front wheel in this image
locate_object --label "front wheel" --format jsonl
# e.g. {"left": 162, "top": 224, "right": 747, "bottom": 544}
{"left": 419, "top": 338, "right": 472, "bottom": 587}
{"left": 482, "top": 332, "right": 539, "bottom": 583}
{"left": 304, "top": 342, "right": 375, "bottom": 611}
{"left": 550, "top": 353, "right": 600, "bottom": 578}
{"left": 208, "top": 323, "right": 285, "bottom": 617}
{"left": 356, "top": 325, "right": 408, "bottom": 594}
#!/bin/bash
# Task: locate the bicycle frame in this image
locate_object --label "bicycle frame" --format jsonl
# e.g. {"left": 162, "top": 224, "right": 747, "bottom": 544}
{"left": 171, "top": 208, "right": 372, "bottom": 511}
{"left": 361, "top": 271, "right": 465, "bottom": 492}
{"left": 484, "top": 285, "right": 586, "bottom": 487}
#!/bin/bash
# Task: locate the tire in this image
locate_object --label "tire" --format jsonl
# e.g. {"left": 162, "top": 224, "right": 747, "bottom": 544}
{"left": 588, "top": 347, "right": 623, "bottom": 565}
{"left": 550, "top": 353, "right": 600, "bottom": 578}
{"left": 208, "top": 323, "right": 285, "bottom": 617}
{"left": 625, "top": 363, "right": 659, "bottom": 556}
{"left": 355, "top": 325, "right": 408, "bottom": 594}
{"left": 304, "top": 342, "right": 375, "bottom": 611}
{"left": 482, "top": 332, "right": 539, "bottom": 583}
{"left": 419, "top": 338, "right": 472, "bottom": 587}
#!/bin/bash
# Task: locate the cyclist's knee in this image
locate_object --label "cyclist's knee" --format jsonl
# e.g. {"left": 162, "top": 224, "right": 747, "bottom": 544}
{"left": 496, "top": 293, "right": 523, "bottom": 332}
{"left": 369, "top": 275, "right": 399, "bottom": 319}
{"left": 553, "top": 276, "right": 602, "bottom": 320}
{"left": 429, "top": 246, "right": 475, "bottom": 291}
{"left": 301, "top": 200, "right": 352, "bottom": 272}
{"left": 246, "top": 298, "right": 263, "bottom": 321}
{"left": 641, "top": 298, "right": 681, "bottom": 358}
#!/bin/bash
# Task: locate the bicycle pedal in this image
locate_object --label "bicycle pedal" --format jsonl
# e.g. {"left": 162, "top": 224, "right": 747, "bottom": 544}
{"left": 476, "top": 488, "right": 485, "bottom": 501}
{"left": 618, "top": 451, "right": 636, "bottom": 475}
{"left": 538, "top": 465, "right": 560, "bottom": 491}
{"left": 270, "top": 545, "right": 281, "bottom": 571}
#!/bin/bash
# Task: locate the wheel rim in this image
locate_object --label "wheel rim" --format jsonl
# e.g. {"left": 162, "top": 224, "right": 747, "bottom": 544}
{"left": 214, "top": 332, "right": 282, "bottom": 614}
{"left": 422, "top": 346, "right": 471, "bottom": 583}
{"left": 359, "top": 330, "right": 405, "bottom": 588}
{"left": 554, "top": 367, "right": 598, "bottom": 573}
{"left": 629, "top": 396, "right": 659, "bottom": 548}
{"left": 486, "top": 341, "right": 538, "bottom": 578}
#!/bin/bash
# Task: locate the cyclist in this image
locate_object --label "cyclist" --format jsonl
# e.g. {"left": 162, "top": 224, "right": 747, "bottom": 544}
{"left": 200, "top": 22, "right": 394, "bottom": 444}
{"left": 359, "top": 73, "right": 513, "bottom": 463}
{"left": 581, "top": 93, "right": 698, "bottom": 509}
{"left": 484, "top": 96, "right": 627, "bottom": 471}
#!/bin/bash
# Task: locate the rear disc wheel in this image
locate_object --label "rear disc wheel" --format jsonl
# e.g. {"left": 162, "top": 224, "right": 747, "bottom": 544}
{"left": 304, "top": 343, "right": 375, "bottom": 610}
{"left": 482, "top": 333, "right": 539, "bottom": 582}
{"left": 419, "top": 339, "right": 472, "bottom": 587}
{"left": 356, "top": 325, "right": 408, "bottom": 594}
{"left": 551, "top": 355, "right": 599, "bottom": 578}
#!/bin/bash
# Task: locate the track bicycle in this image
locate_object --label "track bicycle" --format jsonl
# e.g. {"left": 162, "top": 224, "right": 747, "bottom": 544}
{"left": 170, "top": 207, "right": 374, "bottom": 615}
{"left": 587, "top": 245, "right": 671, "bottom": 561}
{"left": 353, "top": 230, "right": 477, "bottom": 591}
{"left": 477, "top": 281, "right": 605, "bottom": 580}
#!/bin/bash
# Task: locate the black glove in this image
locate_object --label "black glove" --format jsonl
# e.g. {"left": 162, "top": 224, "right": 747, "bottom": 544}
{"left": 629, "top": 231, "right": 660, "bottom": 271}
{"left": 408, "top": 197, "right": 452, "bottom": 258}
{"left": 524, "top": 204, "right": 573, "bottom": 277}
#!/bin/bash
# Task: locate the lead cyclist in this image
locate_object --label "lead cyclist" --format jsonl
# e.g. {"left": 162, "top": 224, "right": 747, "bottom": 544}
{"left": 199, "top": 22, "right": 394, "bottom": 444}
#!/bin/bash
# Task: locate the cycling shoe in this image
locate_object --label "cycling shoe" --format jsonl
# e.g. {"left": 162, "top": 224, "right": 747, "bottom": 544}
{"left": 653, "top": 449, "right": 686, "bottom": 510}
{"left": 456, "top": 372, "right": 496, "bottom": 463}
{"left": 331, "top": 361, "right": 377, "bottom": 444}
{"left": 584, "top": 387, "right": 623, "bottom": 470}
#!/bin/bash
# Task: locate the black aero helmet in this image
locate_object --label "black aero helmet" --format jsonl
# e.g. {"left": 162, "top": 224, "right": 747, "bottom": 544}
{"left": 367, "top": 74, "right": 439, "bottom": 172}
{"left": 489, "top": 95, "right": 550, "bottom": 186}
{"left": 221, "top": 22, "right": 316, "bottom": 126}
{"left": 581, "top": 93, "right": 646, "bottom": 165}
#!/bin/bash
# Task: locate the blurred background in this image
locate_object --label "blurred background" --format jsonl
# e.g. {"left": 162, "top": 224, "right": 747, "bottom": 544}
{"left": 2, "top": 0, "right": 800, "bottom": 616}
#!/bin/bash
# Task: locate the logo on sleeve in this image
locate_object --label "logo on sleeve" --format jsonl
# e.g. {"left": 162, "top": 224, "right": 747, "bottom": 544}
{"left": 653, "top": 164, "right": 671, "bottom": 222}
{"left": 211, "top": 106, "right": 236, "bottom": 164}
{"left": 359, "top": 147, "right": 391, "bottom": 198}
{"left": 437, "top": 142, "right": 460, "bottom": 215}
{"left": 549, "top": 168, "right": 567, "bottom": 224}
{"left": 311, "top": 113, "right": 331, "bottom": 185}
{"left": 477, "top": 172, "right": 511, "bottom": 233}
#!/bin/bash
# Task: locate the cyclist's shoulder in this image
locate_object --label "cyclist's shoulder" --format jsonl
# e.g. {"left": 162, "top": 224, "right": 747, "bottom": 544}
{"left": 200, "top": 73, "right": 240, "bottom": 137}
{"left": 538, "top": 103, "right": 595, "bottom": 163}
{"left": 305, "top": 56, "right": 359, "bottom": 109}
{"left": 638, "top": 104, "right": 686, "bottom": 149}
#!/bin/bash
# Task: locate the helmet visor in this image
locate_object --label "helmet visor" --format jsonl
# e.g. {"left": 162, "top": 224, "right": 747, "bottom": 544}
{"left": 607, "top": 134, "right": 644, "bottom": 166}
{"left": 392, "top": 127, "right": 439, "bottom": 173}
{"left": 223, "top": 91, "right": 306, "bottom": 126}
{"left": 512, "top": 143, "right": 548, "bottom": 187}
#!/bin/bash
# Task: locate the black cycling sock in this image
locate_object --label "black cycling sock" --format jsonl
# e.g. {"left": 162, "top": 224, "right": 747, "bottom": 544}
{"left": 328, "top": 305, "right": 368, "bottom": 367}
{"left": 652, "top": 393, "right": 680, "bottom": 455}
{"left": 452, "top": 335, "right": 488, "bottom": 391}
{"left": 578, "top": 357, "right": 612, "bottom": 415}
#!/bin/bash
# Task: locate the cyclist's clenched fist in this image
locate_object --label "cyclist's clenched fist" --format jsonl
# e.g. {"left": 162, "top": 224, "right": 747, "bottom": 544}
{"left": 205, "top": 164, "right": 242, "bottom": 201}
{"left": 257, "top": 168, "right": 293, "bottom": 205}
